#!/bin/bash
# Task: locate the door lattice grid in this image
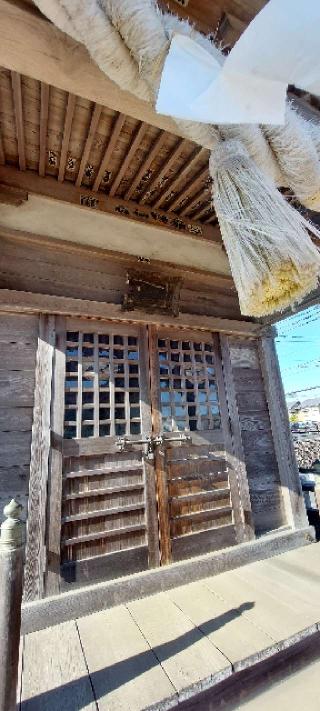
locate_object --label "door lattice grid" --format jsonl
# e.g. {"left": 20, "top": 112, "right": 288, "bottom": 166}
{"left": 157, "top": 336, "right": 221, "bottom": 433}
{"left": 64, "top": 329, "right": 142, "bottom": 438}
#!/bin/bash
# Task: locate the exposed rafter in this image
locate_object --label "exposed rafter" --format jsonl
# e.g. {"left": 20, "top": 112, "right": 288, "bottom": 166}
{"left": 58, "top": 93, "right": 76, "bottom": 182}
{"left": 92, "top": 112, "right": 126, "bottom": 192}
{"left": 109, "top": 121, "right": 147, "bottom": 197}
{"left": 191, "top": 203, "right": 213, "bottom": 222}
{"left": 39, "top": 82, "right": 49, "bottom": 177}
{"left": 170, "top": 167, "right": 209, "bottom": 214}
{"left": 11, "top": 71, "right": 26, "bottom": 171}
{"left": 153, "top": 146, "right": 205, "bottom": 209}
{"left": 124, "top": 130, "right": 167, "bottom": 201}
{"left": 139, "top": 138, "right": 187, "bottom": 204}
{"left": 76, "top": 103, "right": 102, "bottom": 188}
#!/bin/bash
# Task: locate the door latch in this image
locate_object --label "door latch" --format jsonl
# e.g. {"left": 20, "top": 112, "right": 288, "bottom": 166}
{"left": 117, "top": 432, "right": 191, "bottom": 453}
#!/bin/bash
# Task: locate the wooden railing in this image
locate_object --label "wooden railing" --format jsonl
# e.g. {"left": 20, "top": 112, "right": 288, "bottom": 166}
{"left": 0, "top": 499, "right": 25, "bottom": 711}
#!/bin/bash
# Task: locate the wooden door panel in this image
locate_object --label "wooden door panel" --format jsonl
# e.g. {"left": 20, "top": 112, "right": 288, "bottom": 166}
{"left": 47, "top": 318, "right": 158, "bottom": 592}
{"left": 149, "top": 326, "right": 242, "bottom": 564}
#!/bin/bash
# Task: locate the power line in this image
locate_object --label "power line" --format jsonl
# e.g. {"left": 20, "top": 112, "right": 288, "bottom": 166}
{"left": 285, "top": 385, "right": 320, "bottom": 396}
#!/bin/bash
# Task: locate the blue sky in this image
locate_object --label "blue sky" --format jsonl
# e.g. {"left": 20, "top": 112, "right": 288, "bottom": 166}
{"left": 276, "top": 305, "right": 320, "bottom": 405}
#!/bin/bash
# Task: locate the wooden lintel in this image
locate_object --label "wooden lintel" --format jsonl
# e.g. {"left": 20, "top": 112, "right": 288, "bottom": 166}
{"left": 0, "top": 0, "right": 185, "bottom": 139}
{"left": 0, "top": 288, "right": 260, "bottom": 337}
{"left": 0, "top": 165, "right": 220, "bottom": 243}
{"left": 0, "top": 225, "right": 234, "bottom": 291}
{"left": 0, "top": 183, "right": 28, "bottom": 206}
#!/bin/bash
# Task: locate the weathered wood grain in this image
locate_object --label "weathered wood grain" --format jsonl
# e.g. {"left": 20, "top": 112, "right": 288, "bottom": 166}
{"left": 229, "top": 345, "right": 259, "bottom": 368}
{"left": 258, "top": 336, "right": 308, "bottom": 530}
{"left": 21, "top": 621, "right": 96, "bottom": 710}
{"left": 45, "top": 317, "right": 65, "bottom": 596}
{"left": 0, "top": 312, "right": 38, "bottom": 342}
{"left": 39, "top": 82, "right": 49, "bottom": 178}
{"left": 128, "top": 592, "right": 231, "bottom": 693}
{"left": 167, "top": 580, "right": 275, "bottom": 672}
{"left": 0, "top": 431, "right": 32, "bottom": 467}
{"left": 224, "top": 337, "right": 287, "bottom": 535}
{"left": 220, "top": 335, "right": 254, "bottom": 541}
{"left": 24, "top": 315, "right": 55, "bottom": 601}
{"left": 77, "top": 605, "right": 176, "bottom": 711}
{"left": 60, "top": 546, "right": 149, "bottom": 591}
{"left": 0, "top": 342, "right": 36, "bottom": 370}
{"left": 0, "top": 287, "right": 260, "bottom": 336}
{"left": 0, "top": 371, "right": 34, "bottom": 406}
{"left": 171, "top": 524, "right": 236, "bottom": 562}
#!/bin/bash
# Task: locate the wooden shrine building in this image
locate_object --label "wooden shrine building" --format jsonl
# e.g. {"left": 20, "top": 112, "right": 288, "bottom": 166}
{"left": 0, "top": 0, "right": 317, "bottom": 606}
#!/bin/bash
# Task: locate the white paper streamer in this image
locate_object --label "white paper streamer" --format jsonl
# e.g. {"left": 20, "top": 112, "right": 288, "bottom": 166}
{"left": 156, "top": 0, "right": 320, "bottom": 125}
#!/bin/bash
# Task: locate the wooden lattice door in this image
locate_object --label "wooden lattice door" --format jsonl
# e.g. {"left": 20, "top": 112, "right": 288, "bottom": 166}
{"left": 148, "top": 326, "right": 245, "bottom": 564}
{"left": 45, "top": 318, "right": 249, "bottom": 594}
{"left": 46, "top": 318, "right": 159, "bottom": 593}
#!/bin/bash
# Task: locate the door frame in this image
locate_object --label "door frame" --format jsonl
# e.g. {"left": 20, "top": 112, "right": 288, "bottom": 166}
{"left": 25, "top": 312, "right": 254, "bottom": 599}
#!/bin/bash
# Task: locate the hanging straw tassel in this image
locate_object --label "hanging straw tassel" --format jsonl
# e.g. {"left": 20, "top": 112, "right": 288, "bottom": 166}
{"left": 210, "top": 140, "right": 320, "bottom": 317}
{"left": 264, "top": 106, "right": 320, "bottom": 211}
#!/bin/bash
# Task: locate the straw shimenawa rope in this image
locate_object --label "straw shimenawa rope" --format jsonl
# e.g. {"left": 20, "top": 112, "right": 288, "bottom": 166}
{"left": 34, "top": 0, "right": 320, "bottom": 317}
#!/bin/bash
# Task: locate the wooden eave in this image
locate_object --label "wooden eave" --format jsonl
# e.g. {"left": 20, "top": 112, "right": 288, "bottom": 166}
{"left": 0, "top": 0, "right": 319, "bottom": 326}
{"left": 0, "top": 64, "right": 220, "bottom": 241}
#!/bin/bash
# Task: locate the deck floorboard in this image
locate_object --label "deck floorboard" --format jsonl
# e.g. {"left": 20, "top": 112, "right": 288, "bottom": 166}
{"left": 20, "top": 542, "right": 320, "bottom": 710}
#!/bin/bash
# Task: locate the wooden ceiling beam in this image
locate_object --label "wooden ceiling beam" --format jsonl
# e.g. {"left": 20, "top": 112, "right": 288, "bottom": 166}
{"left": 75, "top": 103, "right": 102, "bottom": 188}
{"left": 11, "top": 71, "right": 26, "bottom": 171}
{"left": 92, "top": 112, "right": 126, "bottom": 192}
{"left": 109, "top": 121, "right": 147, "bottom": 197}
{"left": 170, "top": 166, "right": 209, "bottom": 213}
{"left": 0, "top": 129, "right": 5, "bottom": 166}
{"left": 191, "top": 203, "right": 213, "bottom": 222}
{"left": 153, "top": 146, "right": 205, "bottom": 209}
{"left": 139, "top": 138, "right": 187, "bottom": 204}
{"left": 124, "top": 130, "right": 167, "bottom": 201}
{"left": 204, "top": 214, "right": 219, "bottom": 225}
{"left": 0, "top": 164, "right": 221, "bottom": 244}
{"left": 58, "top": 93, "right": 76, "bottom": 182}
{"left": 0, "top": 183, "right": 28, "bottom": 206}
{"left": 0, "top": 1, "right": 183, "bottom": 139}
{"left": 39, "top": 82, "right": 49, "bottom": 177}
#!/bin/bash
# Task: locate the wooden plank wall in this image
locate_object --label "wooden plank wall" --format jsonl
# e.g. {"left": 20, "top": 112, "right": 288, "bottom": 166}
{"left": 0, "top": 312, "right": 38, "bottom": 522}
{"left": 228, "top": 338, "right": 285, "bottom": 534}
{"left": 0, "top": 233, "right": 241, "bottom": 321}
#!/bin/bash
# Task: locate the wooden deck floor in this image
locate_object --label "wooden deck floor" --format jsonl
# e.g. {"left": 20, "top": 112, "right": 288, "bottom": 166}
{"left": 19, "top": 542, "right": 320, "bottom": 710}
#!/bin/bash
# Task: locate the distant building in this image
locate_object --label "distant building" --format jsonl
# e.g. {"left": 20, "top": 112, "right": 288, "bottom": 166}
{"left": 289, "top": 398, "right": 320, "bottom": 423}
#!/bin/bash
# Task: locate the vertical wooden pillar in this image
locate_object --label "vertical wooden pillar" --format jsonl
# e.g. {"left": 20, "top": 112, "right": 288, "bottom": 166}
{"left": 45, "top": 317, "right": 66, "bottom": 596}
{"left": 0, "top": 500, "right": 25, "bottom": 711}
{"left": 219, "top": 334, "right": 255, "bottom": 542}
{"left": 258, "top": 332, "right": 308, "bottom": 530}
{"left": 24, "top": 314, "right": 55, "bottom": 601}
{"left": 148, "top": 325, "right": 172, "bottom": 565}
